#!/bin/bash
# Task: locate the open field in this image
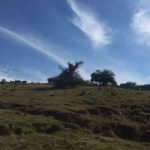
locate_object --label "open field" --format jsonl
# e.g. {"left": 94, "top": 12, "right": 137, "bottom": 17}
{"left": 0, "top": 83, "right": 150, "bottom": 149}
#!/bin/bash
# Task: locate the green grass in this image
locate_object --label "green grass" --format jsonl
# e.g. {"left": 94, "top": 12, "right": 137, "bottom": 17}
{"left": 0, "top": 83, "right": 150, "bottom": 149}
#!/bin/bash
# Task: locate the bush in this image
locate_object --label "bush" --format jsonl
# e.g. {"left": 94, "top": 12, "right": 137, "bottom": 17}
{"left": 48, "top": 61, "right": 84, "bottom": 88}
{"left": 46, "top": 124, "right": 63, "bottom": 134}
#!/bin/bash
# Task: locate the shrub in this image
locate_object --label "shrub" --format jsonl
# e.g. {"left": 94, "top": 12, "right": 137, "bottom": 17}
{"left": 46, "top": 124, "right": 63, "bottom": 134}
{"left": 14, "top": 127, "right": 22, "bottom": 135}
{"left": 48, "top": 61, "right": 84, "bottom": 88}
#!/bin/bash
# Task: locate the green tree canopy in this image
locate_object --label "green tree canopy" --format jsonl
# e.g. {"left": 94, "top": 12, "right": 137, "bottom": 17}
{"left": 48, "top": 61, "right": 84, "bottom": 88}
{"left": 1, "top": 79, "right": 6, "bottom": 84}
{"left": 91, "top": 69, "right": 117, "bottom": 86}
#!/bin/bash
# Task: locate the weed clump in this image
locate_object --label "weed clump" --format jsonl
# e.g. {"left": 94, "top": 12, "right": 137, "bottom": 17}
{"left": 87, "top": 108, "right": 101, "bottom": 115}
{"left": 32, "top": 122, "right": 48, "bottom": 133}
{"left": 101, "top": 130, "right": 118, "bottom": 138}
{"left": 63, "top": 122, "right": 81, "bottom": 130}
{"left": 78, "top": 90, "right": 86, "bottom": 96}
{"left": 140, "top": 130, "right": 150, "bottom": 142}
{"left": 0, "top": 124, "right": 12, "bottom": 135}
{"left": 74, "top": 109, "right": 89, "bottom": 115}
{"left": 14, "top": 127, "right": 22, "bottom": 135}
{"left": 114, "top": 123, "right": 139, "bottom": 140}
{"left": 19, "top": 140, "right": 30, "bottom": 149}
{"left": 96, "top": 105, "right": 122, "bottom": 116}
{"left": 46, "top": 124, "right": 63, "bottom": 134}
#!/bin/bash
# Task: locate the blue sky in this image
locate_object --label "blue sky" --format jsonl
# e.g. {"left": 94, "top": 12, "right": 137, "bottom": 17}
{"left": 0, "top": 0, "right": 150, "bottom": 84}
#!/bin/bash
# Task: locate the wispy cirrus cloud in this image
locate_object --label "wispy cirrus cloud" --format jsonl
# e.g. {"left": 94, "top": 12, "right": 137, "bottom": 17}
{"left": 0, "top": 26, "right": 67, "bottom": 66}
{"left": 78, "top": 68, "right": 90, "bottom": 80}
{"left": 131, "top": 1, "right": 150, "bottom": 46}
{"left": 67, "top": 0, "right": 113, "bottom": 49}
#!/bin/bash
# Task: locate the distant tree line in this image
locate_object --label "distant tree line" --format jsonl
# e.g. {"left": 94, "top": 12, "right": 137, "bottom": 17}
{"left": 119, "top": 82, "right": 150, "bottom": 91}
{"left": 0, "top": 79, "right": 27, "bottom": 84}
{"left": 1, "top": 61, "right": 149, "bottom": 91}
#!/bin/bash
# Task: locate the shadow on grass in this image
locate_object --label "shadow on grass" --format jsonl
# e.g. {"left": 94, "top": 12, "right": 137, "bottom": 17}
{"left": 31, "top": 87, "right": 56, "bottom": 91}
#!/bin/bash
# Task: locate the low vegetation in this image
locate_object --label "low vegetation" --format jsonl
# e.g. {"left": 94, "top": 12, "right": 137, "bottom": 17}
{"left": 0, "top": 82, "right": 150, "bottom": 149}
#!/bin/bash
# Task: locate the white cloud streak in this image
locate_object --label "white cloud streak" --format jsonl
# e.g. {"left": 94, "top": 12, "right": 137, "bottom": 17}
{"left": 78, "top": 68, "right": 90, "bottom": 80}
{"left": 67, "top": 0, "right": 112, "bottom": 49}
{"left": 0, "top": 26, "right": 66, "bottom": 66}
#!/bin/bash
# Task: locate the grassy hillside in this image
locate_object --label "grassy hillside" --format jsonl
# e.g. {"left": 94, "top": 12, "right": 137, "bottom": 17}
{"left": 0, "top": 83, "right": 150, "bottom": 149}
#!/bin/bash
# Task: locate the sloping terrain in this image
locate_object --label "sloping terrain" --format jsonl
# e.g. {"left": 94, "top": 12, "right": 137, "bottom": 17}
{"left": 0, "top": 83, "right": 150, "bottom": 149}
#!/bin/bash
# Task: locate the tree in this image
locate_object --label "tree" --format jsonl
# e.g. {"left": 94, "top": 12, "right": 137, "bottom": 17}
{"left": 47, "top": 61, "right": 84, "bottom": 88}
{"left": 1, "top": 79, "right": 6, "bottom": 84}
{"left": 91, "top": 69, "right": 117, "bottom": 86}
